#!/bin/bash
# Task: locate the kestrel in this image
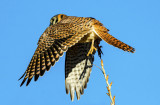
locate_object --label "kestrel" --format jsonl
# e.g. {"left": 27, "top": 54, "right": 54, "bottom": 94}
{"left": 19, "top": 14, "right": 135, "bottom": 101}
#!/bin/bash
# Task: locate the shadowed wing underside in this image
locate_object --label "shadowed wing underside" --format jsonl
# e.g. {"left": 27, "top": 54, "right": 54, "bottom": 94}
{"left": 65, "top": 42, "right": 99, "bottom": 101}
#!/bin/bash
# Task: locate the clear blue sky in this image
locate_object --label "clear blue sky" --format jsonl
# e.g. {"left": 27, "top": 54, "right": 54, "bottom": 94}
{"left": 0, "top": 0, "right": 160, "bottom": 105}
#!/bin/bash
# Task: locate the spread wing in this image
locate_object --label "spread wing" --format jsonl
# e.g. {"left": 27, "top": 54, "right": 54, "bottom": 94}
{"left": 65, "top": 42, "right": 97, "bottom": 101}
{"left": 19, "top": 23, "right": 92, "bottom": 86}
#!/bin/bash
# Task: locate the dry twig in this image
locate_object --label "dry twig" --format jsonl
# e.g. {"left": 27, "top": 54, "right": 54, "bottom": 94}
{"left": 94, "top": 59, "right": 115, "bottom": 105}
{"left": 101, "top": 59, "right": 115, "bottom": 105}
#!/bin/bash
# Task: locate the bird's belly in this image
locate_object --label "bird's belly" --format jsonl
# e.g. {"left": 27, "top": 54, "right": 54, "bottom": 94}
{"left": 79, "top": 32, "right": 100, "bottom": 43}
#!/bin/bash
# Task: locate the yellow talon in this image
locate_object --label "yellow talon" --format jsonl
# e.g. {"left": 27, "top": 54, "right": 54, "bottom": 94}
{"left": 87, "top": 43, "right": 97, "bottom": 56}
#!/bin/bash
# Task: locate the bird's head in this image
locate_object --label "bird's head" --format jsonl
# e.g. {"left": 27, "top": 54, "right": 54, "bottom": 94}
{"left": 49, "top": 14, "right": 67, "bottom": 26}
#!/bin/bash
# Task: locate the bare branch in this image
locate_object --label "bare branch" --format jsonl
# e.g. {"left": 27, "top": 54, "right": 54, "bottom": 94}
{"left": 93, "top": 59, "right": 115, "bottom": 105}
{"left": 101, "top": 59, "right": 115, "bottom": 105}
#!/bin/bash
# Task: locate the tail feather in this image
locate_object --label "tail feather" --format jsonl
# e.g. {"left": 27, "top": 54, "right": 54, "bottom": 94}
{"left": 94, "top": 25, "right": 135, "bottom": 53}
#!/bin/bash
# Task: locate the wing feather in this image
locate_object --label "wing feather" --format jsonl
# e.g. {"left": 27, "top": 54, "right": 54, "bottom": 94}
{"left": 19, "top": 23, "right": 91, "bottom": 86}
{"left": 65, "top": 42, "right": 97, "bottom": 101}
{"left": 44, "top": 51, "right": 51, "bottom": 71}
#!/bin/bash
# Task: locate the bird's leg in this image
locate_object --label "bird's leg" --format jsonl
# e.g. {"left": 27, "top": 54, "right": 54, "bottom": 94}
{"left": 97, "top": 45, "right": 103, "bottom": 59}
{"left": 87, "top": 39, "right": 97, "bottom": 56}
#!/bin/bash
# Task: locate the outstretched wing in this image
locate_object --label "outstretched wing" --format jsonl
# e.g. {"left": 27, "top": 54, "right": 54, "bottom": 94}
{"left": 65, "top": 40, "right": 100, "bottom": 101}
{"left": 19, "top": 23, "right": 92, "bottom": 86}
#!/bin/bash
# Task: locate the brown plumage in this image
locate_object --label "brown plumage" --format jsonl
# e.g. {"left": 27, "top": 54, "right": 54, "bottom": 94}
{"left": 19, "top": 14, "right": 135, "bottom": 101}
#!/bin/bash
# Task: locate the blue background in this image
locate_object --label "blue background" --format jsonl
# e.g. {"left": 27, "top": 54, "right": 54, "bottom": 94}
{"left": 0, "top": 0, "right": 160, "bottom": 105}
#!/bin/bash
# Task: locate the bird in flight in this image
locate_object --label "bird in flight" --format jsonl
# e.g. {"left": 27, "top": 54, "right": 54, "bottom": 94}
{"left": 19, "top": 14, "right": 135, "bottom": 101}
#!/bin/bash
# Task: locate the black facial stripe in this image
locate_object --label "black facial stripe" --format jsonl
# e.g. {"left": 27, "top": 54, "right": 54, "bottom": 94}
{"left": 55, "top": 18, "right": 58, "bottom": 23}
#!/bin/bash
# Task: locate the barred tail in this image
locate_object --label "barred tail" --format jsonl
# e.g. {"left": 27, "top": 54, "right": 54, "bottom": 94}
{"left": 94, "top": 25, "right": 135, "bottom": 53}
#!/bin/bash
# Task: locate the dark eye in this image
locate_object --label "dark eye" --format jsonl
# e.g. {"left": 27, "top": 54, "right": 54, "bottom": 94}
{"left": 61, "top": 15, "right": 64, "bottom": 18}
